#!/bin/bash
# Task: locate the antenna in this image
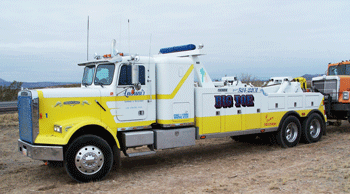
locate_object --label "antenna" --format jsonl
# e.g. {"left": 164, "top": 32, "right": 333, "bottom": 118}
{"left": 87, "top": 16, "right": 89, "bottom": 61}
{"left": 119, "top": 18, "right": 122, "bottom": 51}
{"left": 148, "top": 34, "right": 152, "bottom": 101}
{"left": 149, "top": 34, "right": 152, "bottom": 59}
{"left": 128, "top": 19, "right": 130, "bottom": 55}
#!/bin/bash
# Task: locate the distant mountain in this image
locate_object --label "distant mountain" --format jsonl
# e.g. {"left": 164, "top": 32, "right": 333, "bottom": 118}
{"left": 301, "top": 74, "right": 324, "bottom": 80}
{"left": 0, "top": 78, "right": 79, "bottom": 88}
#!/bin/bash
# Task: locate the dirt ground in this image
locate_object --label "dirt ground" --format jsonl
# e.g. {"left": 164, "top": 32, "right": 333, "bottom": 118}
{"left": 1, "top": 113, "right": 350, "bottom": 194}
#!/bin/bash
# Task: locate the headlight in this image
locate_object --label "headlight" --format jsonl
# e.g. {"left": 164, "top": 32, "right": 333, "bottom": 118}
{"left": 54, "top": 125, "right": 62, "bottom": 133}
{"left": 343, "top": 91, "right": 349, "bottom": 100}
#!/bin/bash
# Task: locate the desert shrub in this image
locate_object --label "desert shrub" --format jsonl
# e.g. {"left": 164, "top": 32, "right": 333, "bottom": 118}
{"left": 0, "top": 81, "right": 23, "bottom": 101}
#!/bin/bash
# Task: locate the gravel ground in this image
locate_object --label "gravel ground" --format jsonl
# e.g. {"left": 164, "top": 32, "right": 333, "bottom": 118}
{"left": 1, "top": 115, "right": 350, "bottom": 193}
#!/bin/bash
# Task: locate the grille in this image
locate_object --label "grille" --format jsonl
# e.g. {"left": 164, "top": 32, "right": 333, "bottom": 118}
{"left": 312, "top": 79, "right": 338, "bottom": 100}
{"left": 18, "top": 96, "right": 33, "bottom": 143}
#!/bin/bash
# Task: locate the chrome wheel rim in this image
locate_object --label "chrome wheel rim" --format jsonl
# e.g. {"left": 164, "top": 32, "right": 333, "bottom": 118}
{"left": 285, "top": 122, "right": 298, "bottom": 143}
{"left": 309, "top": 119, "right": 321, "bottom": 139}
{"left": 75, "top": 145, "right": 104, "bottom": 175}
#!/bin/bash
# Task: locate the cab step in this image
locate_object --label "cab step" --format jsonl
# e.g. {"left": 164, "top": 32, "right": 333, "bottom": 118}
{"left": 124, "top": 150, "right": 156, "bottom": 157}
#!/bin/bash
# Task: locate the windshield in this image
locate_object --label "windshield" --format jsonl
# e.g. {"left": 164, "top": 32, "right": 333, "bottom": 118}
{"left": 328, "top": 64, "right": 350, "bottom": 75}
{"left": 94, "top": 63, "right": 115, "bottom": 85}
{"left": 82, "top": 65, "right": 95, "bottom": 85}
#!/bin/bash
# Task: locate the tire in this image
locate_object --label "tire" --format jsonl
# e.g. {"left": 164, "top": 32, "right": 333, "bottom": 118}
{"left": 276, "top": 116, "right": 301, "bottom": 148}
{"left": 302, "top": 113, "right": 325, "bottom": 143}
{"left": 65, "top": 135, "right": 113, "bottom": 182}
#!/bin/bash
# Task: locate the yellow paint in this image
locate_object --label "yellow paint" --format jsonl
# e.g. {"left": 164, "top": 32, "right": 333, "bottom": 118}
{"left": 102, "top": 95, "right": 156, "bottom": 102}
{"left": 156, "top": 65, "right": 194, "bottom": 99}
{"left": 35, "top": 90, "right": 158, "bottom": 147}
{"left": 116, "top": 120, "right": 156, "bottom": 128}
{"left": 260, "top": 112, "right": 285, "bottom": 129}
{"left": 158, "top": 118, "right": 194, "bottom": 125}
{"left": 242, "top": 113, "right": 260, "bottom": 130}
{"left": 224, "top": 114, "right": 241, "bottom": 132}
{"left": 196, "top": 108, "right": 326, "bottom": 136}
{"left": 318, "top": 98, "right": 327, "bottom": 122}
{"left": 201, "top": 116, "right": 221, "bottom": 134}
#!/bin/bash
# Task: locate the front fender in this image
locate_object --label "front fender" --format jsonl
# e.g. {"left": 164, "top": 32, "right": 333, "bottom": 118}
{"left": 34, "top": 117, "right": 119, "bottom": 148}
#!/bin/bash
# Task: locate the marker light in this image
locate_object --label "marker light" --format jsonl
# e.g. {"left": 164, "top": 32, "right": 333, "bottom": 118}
{"left": 159, "top": 44, "right": 196, "bottom": 54}
{"left": 103, "top": 54, "right": 112, "bottom": 58}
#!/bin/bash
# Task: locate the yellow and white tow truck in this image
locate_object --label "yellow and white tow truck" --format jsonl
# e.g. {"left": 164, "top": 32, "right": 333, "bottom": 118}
{"left": 17, "top": 43, "right": 326, "bottom": 182}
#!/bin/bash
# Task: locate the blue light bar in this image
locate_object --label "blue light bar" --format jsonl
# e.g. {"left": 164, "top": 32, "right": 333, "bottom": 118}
{"left": 159, "top": 44, "right": 196, "bottom": 54}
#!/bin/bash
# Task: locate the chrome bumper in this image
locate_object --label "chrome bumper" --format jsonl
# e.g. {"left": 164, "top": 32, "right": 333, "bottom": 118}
{"left": 18, "top": 139, "right": 63, "bottom": 161}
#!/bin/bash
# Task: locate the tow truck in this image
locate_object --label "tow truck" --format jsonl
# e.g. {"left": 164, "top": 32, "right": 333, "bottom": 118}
{"left": 17, "top": 42, "right": 326, "bottom": 182}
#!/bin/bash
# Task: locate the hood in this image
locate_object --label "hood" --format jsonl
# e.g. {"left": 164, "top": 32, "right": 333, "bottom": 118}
{"left": 312, "top": 75, "right": 340, "bottom": 81}
{"left": 39, "top": 87, "right": 101, "bottom": 98}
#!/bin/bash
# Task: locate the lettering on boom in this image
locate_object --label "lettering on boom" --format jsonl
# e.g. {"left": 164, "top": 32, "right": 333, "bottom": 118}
{"left": 215, "top": 94, "right": 254, "bottom": 109}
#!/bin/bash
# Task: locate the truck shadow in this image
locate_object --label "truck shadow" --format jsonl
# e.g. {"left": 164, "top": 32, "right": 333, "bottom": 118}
{"left": 111, "top": 138, "right": 279, "bottom": 177}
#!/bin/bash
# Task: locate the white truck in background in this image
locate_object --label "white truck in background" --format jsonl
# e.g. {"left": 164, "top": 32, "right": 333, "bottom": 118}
{"left": 17, "top": 43, "right": 326, "bottom": 182}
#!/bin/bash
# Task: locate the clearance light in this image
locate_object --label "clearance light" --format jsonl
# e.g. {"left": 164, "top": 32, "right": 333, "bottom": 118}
{"left": 39, "top": 113, "right": 43, "bottom": 119}
{"left": 103, "top": 54, "right": 112, "bottom": 58}
{"left": 260, "top": 129, "right": 265, "bottom": 133}
{"left": 200, "top": 136, "right": 206, "bottom": 139}
{"left": 54, "top": 125, "right": 62, "bottom": 133}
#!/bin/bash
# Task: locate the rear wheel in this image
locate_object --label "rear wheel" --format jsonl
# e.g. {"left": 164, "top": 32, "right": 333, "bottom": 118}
{"left": 276, "top": 116, "right": 301, "bottom": 148}
{"left": 65, "top": 135, "right": 113, "bottom": 182}
{"left": 302, "top": 113, "right": 324, "bottom": 143}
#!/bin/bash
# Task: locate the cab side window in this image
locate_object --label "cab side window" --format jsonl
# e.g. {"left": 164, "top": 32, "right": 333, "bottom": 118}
{"left": 118, "top": 65, "right": 145, "bottom": 85}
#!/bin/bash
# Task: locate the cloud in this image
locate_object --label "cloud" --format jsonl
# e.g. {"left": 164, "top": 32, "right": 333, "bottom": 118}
{"left": 1, "top": 0, "right": 350, "bottom": 81}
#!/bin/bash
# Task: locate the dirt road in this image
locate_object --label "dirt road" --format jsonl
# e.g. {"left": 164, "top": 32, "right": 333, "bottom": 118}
{"left": 1, "top": 113, "right": 350, "bottom": 193}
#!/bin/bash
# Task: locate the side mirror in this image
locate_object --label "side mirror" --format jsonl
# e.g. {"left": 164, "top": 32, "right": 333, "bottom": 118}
{"left": 131, "top": 65, "right": 141, "bottom": 90}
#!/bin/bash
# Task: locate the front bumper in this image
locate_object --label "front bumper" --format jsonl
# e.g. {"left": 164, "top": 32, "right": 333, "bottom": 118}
{"left": 18, "top": 139, "right": 64, "bottom": 161}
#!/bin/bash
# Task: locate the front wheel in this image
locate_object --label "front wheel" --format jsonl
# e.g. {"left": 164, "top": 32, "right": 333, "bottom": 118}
{"left": 302, "top": 113, "right": 325, "bottom": 143}
{"left": 65, "top": 135, "right": 113, "bottom": 182}
{"left": 276, "top": 116, "right": 301, "bottom": 148}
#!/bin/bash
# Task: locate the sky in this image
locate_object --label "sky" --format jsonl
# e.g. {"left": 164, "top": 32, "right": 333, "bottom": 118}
{"left": 1, "top": 0, "right": 350, "bottom": 82}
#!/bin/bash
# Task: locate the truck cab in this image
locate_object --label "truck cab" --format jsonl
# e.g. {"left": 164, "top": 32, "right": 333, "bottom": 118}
{"left": 312, "top": 61, "right": 350, "bottom": 122}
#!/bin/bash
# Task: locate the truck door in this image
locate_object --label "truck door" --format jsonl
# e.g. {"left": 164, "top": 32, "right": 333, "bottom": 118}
{"left": 116, "top": 64, "right": 148, "bottom": 121}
